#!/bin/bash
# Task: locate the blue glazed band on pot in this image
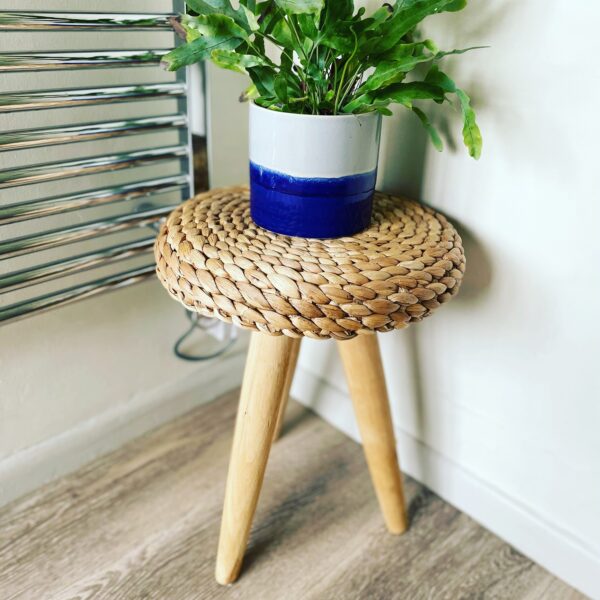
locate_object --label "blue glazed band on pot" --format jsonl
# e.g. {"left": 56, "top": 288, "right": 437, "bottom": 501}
{"left": 250, "top": 162, "right": 376, "bottom": 238}
{"left": 249, "top": 103, "right": 382, "bottom": 239}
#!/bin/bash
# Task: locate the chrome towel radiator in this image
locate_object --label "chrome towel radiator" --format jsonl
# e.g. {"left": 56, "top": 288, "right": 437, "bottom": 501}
{"left": 0, "top": 1, "right": 193, "bottom": 325}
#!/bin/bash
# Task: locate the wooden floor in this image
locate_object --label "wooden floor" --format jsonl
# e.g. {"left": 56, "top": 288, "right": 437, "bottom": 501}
{"left": 0, "top": 391, "right": 583, "bottom": 600}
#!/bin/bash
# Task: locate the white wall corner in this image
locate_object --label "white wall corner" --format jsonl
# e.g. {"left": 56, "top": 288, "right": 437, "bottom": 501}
{"left": 291, "top": 365, "right": 600, "bottom": 600}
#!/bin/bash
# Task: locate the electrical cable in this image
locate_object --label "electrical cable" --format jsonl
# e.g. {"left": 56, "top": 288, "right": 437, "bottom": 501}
{"left": 173, "top": 310, "right": 237, "bottom": 361}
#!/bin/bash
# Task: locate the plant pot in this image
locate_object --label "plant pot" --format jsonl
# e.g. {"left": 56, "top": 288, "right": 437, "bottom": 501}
{"left": 249, "top": 103, "right": 382, "bottom": 239}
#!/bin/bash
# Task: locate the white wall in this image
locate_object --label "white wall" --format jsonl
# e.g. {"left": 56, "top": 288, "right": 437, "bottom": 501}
{"left": 0, "top": 282, "right": 245, "bottom": 506}
{"left": 204, "top": 1, "right": 600, "bottom": 597}
{"left": 205, "top": 62, "right": 251, "bottom": 188}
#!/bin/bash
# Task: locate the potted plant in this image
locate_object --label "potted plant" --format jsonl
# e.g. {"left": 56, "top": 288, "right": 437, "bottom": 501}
{"left": 163, "top": 0, "right": 483, "bottom": 239}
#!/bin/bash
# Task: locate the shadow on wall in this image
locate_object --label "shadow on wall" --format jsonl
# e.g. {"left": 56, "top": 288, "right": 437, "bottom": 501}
{"left": 405, "top": 223, "right": 493, "bottom": 481}
{"left": 453, "top": 223, "right": 493, "bottom": 303}
{"left": 377, "top": 107, "right": 429, "bottom": 201}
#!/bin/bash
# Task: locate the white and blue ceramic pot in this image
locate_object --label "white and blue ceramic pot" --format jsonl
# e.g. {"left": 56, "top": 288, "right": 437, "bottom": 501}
{"left": 249, "top": 103, "right": 382, "bottom": 239}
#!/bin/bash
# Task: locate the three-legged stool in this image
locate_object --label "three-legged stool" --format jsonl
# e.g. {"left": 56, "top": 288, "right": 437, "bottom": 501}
{"left": 155, "top": 186, "right": 465, "bottom": 584}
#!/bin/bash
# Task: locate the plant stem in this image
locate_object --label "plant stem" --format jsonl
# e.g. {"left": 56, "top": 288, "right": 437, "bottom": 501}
{"left": 334, "top": 28, "right": 358, "bottom": 114}
{"left": 287, "top": 14, "right": 319, "bottom": 113}
{"left": 334, "top": 61, "right": 349, "bottom": 115}
{"left": 338, "top": 66, "right": 363, "bottom": 109}
{"left": 288, "top": 15, "right": 308, "bottom": 62}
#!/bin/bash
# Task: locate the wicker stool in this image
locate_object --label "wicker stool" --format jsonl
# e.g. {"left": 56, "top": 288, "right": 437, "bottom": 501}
{"left": 154, "top": 186, "right": 465, "bottom": 584}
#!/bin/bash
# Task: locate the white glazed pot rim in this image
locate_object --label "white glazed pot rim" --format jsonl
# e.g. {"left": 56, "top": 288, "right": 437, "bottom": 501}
{"left": 249, "top": 100, "right": 382, "bottom": 179}
{"left": 250, "top": 101, "right": 379, "bottom": 122}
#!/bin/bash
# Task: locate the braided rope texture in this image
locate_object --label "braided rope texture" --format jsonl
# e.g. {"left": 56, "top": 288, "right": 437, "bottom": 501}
{"left": 154, "top": 186, "right": 465, "bottom": 340}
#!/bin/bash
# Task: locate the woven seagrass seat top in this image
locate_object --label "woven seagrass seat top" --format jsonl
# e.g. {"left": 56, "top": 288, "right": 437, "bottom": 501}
{"left": 154, "top": 186, "right": 465, "bottom": 340}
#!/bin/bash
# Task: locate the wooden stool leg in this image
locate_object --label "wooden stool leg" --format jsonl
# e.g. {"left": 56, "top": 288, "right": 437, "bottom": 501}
{"left": 216, "top": 332, "right": 296, "bottom": 585}
{"left": 272, "top": 338, "right": 301, "bottom": 441}
{"left": 337, "top": 334, "right": 408, "bottom": 534}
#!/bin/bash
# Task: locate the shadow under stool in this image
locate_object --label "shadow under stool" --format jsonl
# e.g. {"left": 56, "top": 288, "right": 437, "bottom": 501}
{"left": 155, "top": 186, "right": 465, "bottom": 585}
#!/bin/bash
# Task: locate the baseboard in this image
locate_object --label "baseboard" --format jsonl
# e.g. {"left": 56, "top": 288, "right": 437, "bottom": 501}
{"left": 291, "top": 365, "right": 600, "bottom": 600}
{"left": 0, "top": 348, "right": 246, "bottom": 509}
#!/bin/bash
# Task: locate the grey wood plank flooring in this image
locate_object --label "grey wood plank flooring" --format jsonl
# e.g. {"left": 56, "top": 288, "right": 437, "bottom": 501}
{"left": 0, "top": 392, "right": 585, "bottom": 600}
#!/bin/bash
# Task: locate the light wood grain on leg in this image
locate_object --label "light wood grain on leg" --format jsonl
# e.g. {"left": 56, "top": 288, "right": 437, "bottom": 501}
{"left": 216, "top": 332, "right": 296, "bottom": 585}
{"left": 272, "top": 338, "right": 301, "bottom": 441}
{"left": 337, "top": 333, "right": 408, "bottom": 534}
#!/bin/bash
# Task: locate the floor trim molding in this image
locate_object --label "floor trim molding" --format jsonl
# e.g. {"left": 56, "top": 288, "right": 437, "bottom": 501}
{"left": 0, "top": 349, "right": 246, "bottom": 508}
{"left": 291, "top": 365, "right": 600, "bottom": 600}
